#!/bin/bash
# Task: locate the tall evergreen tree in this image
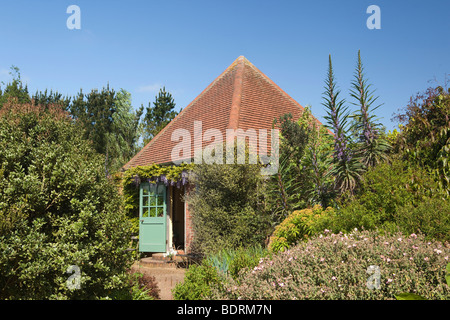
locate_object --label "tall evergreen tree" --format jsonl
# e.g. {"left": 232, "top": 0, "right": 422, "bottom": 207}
{"left": 106, "top": 89, "right": 143, "bottom": 172}
{"left": 69, "top": 85, "right": 117, "bottom": 175}
{"left": 69, "top": 85, "right": 144, "bottom": 175}
{"left": 32, "top": 89, "right": 71, "bottom": 110}
{"left": 142, "top": 87, "right": 178, "bottom": 145}
{"left": 0, "top": 66, "right": 30, "bottom": 108}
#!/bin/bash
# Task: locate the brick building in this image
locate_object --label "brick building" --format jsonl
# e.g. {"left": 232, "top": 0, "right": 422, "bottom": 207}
{"left": 123, "top": 56, "right": 322, "bottom": 254}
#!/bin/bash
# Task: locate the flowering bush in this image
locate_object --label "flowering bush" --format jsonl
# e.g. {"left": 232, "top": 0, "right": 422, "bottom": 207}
{"left": 215, "top": 230, "right": 450, "bottom": 300}
{"left": 268, "top": 205, "right": 334, "bottom": 253}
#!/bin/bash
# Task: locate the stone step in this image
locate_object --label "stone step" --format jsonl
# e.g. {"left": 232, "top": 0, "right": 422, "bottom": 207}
{"left": 151, "top": 253, "right": 184, "bottom": 262}
{"left": 139, "top": 253, "right": 185, "bottom": 268}
{"left": 140, "top": 257, "right": 177, "bottom": 268}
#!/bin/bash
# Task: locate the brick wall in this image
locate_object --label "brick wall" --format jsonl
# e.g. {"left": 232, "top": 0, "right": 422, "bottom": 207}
{"left": 184, "top": 184, "right": 194, "bottom": 253}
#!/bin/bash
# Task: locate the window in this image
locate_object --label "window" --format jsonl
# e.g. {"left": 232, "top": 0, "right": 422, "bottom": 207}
{"left": 141, "top": 183, "right": 165, "bottom": 218}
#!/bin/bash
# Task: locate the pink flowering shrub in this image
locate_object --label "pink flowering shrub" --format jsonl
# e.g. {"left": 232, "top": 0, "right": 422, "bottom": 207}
{"left": 213, "top": 230, "right": 450, "bottom": 300}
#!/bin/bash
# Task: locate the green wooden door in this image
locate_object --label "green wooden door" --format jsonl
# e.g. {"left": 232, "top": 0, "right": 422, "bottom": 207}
{"left": 139, "top": 182, "right": 167, "bottom": 252}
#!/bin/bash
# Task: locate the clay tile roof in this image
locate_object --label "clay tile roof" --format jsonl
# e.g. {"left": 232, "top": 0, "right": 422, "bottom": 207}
{"left": 123, "top": 56, "right": 324, "bottom": 170}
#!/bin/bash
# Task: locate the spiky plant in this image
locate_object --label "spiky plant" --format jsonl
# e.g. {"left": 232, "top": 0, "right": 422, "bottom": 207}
{"left": 350, "top": 50, "right": 390, "bottom": 168}
{"left": 322, "top": 55, "right": 364, "bottom": 195}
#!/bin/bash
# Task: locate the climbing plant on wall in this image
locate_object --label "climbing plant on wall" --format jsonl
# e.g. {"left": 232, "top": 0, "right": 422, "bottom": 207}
{"left": 120, "top": 162, "right": 194, "bottom": 219}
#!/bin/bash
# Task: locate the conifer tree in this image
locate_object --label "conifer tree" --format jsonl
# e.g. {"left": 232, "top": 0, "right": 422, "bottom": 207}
{"left": 143, "top": 87, "right": 178, "bottom": 145}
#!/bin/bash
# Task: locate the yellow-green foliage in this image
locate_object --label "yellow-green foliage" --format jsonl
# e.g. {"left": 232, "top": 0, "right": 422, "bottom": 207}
{"left": 268, "top": 205, "right": 335, "bottom": 253}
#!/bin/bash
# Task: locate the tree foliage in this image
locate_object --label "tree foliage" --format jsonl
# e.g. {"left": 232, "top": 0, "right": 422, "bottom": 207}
{"left": 0, "top": 66, "right": 30, "bottom": 108}
{"left": 268, "top": 113, "right": 310, "bottom": 220}
{"left": 143, "top": 86, "right": 178, "bottom": 145}
{"left": 69, "top": 86, "right": 143, "bottom": 175}
{"left": 394, "top": 85, "right": 450, "bottom": 196}
{"left": 268, "top": 108, "right": 335, "bottom": 220}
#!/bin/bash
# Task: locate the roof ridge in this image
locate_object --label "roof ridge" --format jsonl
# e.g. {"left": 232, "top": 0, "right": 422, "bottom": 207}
{"left": 122, "top": 56, "right": 330, "bottom": 170}
{"left": 227, "top": 56, "right": 245, "bottom": 130}
{"left": 122, "top": 56, "right": 244, "bottom": 170}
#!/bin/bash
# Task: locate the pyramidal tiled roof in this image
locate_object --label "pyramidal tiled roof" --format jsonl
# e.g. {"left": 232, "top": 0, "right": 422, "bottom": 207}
{"left": 123, "top": 56, "right": 323, "bottom": 169}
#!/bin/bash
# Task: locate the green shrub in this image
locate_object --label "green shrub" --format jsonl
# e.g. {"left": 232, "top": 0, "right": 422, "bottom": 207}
{"left": 174, "top": 245, "right": 269, "bottom": 300}
{"left": 186, "top": 162, "right": 271, "bottom": 255}
{"left": 0, "top": 101, "right": 134, "bottom": 299}
{"left": 316, "top": 159, "right": 447, "bottom": 237}
{"left": 216, "top": 230, "right": 450, "bottom": 300}
{"left": 268, "top": 205, "right": 334, "bottom": 253}
{"left": 172, "top": 261, "right": 222, "bottom": 300}
{"left": 392, "top": 197, "right": 450, "bottom": 243}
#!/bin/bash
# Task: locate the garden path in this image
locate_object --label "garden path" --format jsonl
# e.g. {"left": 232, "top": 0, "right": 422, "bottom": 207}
{"left": 131, "top": 262, "right": 186, "bottom": 300}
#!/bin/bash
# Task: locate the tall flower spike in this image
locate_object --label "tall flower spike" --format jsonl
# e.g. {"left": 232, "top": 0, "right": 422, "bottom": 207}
{"left": 322, "top": 55, "right": 364, "bottom": 195}
{"left": 350, "top": 50, "right": 390, "bottom": 167}
{"left": 322, "top": 55, "right": 351, "bottom": 163}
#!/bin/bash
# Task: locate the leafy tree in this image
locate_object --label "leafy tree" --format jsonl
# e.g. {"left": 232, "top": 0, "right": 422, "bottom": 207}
{"left": 394, "top": 85, "right": 450, "bottom": 196}
{"left": 70, "top": 85, "right": 116, "bottom": 175}
{"left": 268, "top": 113, "right": 310, "bottom": 220}
{"left": 0, "top": 100, "right": 134, "bottom": 299}
{"left": 143, "top": 87, "right": 178, "bottom": 145}
{"left": 298, "top": 108, "right": 335, "bottom": 207}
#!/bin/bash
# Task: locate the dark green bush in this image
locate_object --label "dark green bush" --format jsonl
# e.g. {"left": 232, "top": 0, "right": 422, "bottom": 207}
{"left": 0, "top": 101, "right": 134, "bottom": 299}
{"left": 186, "top": 162, "right": 271, "bottom": 255}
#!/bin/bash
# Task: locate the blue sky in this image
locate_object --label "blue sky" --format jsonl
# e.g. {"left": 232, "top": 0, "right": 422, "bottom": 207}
{"left": 1, "top": 0, "right": 449, "bottom": 131}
